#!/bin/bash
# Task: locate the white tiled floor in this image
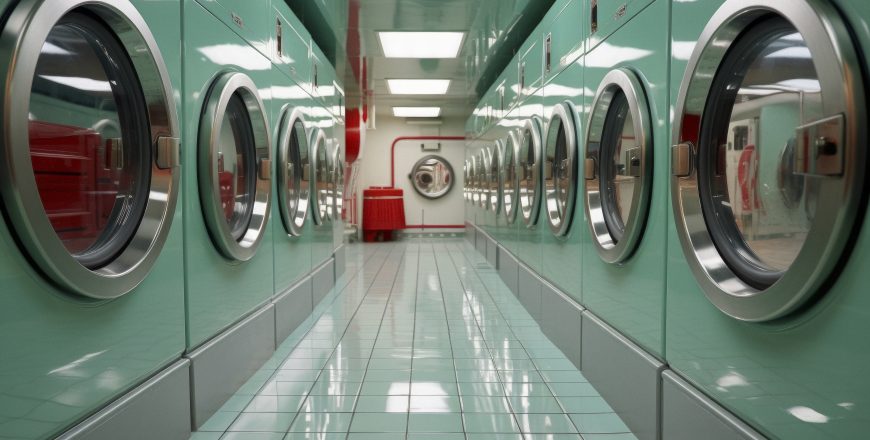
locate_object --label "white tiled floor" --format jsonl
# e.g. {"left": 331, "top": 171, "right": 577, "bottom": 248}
{"left": 190, "top": 239, "right": 637, "bottom": 440}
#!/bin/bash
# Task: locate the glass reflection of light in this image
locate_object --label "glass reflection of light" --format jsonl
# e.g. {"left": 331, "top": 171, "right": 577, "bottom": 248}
{"left": 42, "top": 42, "right": 72, "bottom": 56}
{"left": 39, "top": 75, "right": 111, "bottom": 92}
{"left": 48, "top": 350, "right": 108, "bottom": 376}
{"left": 197, "top": 44, "right": 272, "bottom": 70}
{"left": 714, "top": 372, "right": 749, "bottom": 391}
{"left": 586, "top": 42, "right": 654, "bottom": 68}
{"left": 788, "top": 406, "right": 829, "bottom": 424}
{"left": 767, "top": 46, "right": 811, "bottom": 59}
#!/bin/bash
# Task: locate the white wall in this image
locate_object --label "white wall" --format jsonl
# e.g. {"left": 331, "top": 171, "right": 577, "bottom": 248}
{"left": 357, "top": 115, "right": 466, "bottom": 231}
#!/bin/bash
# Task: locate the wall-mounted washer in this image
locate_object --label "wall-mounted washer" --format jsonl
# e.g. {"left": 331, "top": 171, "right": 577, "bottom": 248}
{"left": 584, "top": 68, "right": 652, "bottom": 264}
{"left": 276, "top": 108, "right": 310, "bottom": 237}
{"left": 198, "top": 71, "right": 271, "bottom": 262}
{"left": 666, "top": 0, "right": 870, "bottom": 438}
{"left": 410, "top": 155, "right": 454, "bottom": 200}
{"left": 309, "top": 127, "right": 332, "bottom": 226}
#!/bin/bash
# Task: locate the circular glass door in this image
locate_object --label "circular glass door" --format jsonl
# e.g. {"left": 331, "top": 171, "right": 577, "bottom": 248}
{"left": 464, "top": 159, "right": 471, "bottom": 203}
{"left": 671, "top": 0, "right": 866, "bottom": 321}
{"left": 545, "top": 102, "right": 580, "bottom": 237}
{"left": 585, "top": 69, "right": 653, "bottom": 262}
{"left": 331, "top": 142, "right": 344, "bottom": 220}
{"left": 518, "top": 118, "right": 544, "bottom": 226}
{"left": 411, "top": 155, "right": 454, "bottom": 199}
{"left": 277, "top": 108, "right": 309, "bottom": 236}
{"left": 470, "top": 155, "right": 479, "bottom": 206}
{"left": 478, "top": 151, "right": 490, "bottom": 209}
{"left": 199, "top": 72, "right": 271, "bottom": 261}
{"left": 488, "top": 141, "right": 503, "bottom": 214}
{"left": 310, "top": 128, "right": 331, "bottom": 225}
{"left": 0, "top": 0, "right": 180, "bottom": 299}
{"left": 502, "top": 131, "right": 520, "bottom": 224}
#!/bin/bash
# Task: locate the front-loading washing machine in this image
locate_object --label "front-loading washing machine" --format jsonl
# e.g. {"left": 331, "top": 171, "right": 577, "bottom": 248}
{"left": 0, "top": 0, "right": 187, "bottom": 437}
{"left": 581, "top": 0, "right": 669, "bottom": 359}
{"left": 499, "top": 122, "right": 522, "bottom": 258}
{"left": 540, "top": 60, "right": 585, "bottom": 304}
{"left": 666, "top": 0, "right": 870, "bottom": 438}
{"left": 183, "top": 0, "right": 273, "bottom": 352}
{"left": 515, "top": 96, "right": 546, "bottom": 277}
{"left": 182, "top": 0, "right": 275, "bottom": 427}
{"left": 269, "top": 64, "right": 315, "bottom": 342}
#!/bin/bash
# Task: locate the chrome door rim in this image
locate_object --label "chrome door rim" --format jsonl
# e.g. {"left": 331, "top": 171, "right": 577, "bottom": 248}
{"left": 276, "top": 106, "right": 309, "bottom": 237}
{"left": 502, "top": 130, "right": 520, "bottom": 224}
{"left": 545, "top": 102, "right": 580, "bottom": 237}
{"left": 478, "top": 150, "right": 491, "bottom": 209}
{"left": 0, "top": 0, "right": 180, "bottom": 299}
{"left": 331, "top": 141, "right": 344, "bottom": 220}
{"left": 199, "top": 72, "right": 272, "bottom": 262}
{"left": 489, "top": 140, "right": 503, "bottom": 214}
{"left": 585, "top": 69, "right": 653, "bottom": 263}
{"left": 671, "top": 0, "right": 866, "bottom": 321}
{"left": 309, "top": 128, "right": 330, "bottom": 225}
{"left": 519, "top": 118, "right": 544, "bottom": 227}
{"left": 464, "top": 159, "right": 470, "bottom": 203}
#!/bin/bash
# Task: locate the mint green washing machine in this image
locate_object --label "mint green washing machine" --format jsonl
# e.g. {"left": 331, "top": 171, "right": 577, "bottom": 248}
{"left": 576, "top": 2, "right": 671, "bottom": 438}
{"left": 182, "top": 0, "right": 276, "bottom": 427}
{"left": 0, "top": 0, "right": 189, "bottom": 437}
{"left": 269, "top": 0, "right": 315, "bottom": 345}
{"left": 666, "top": 0, "right": 870, "bottom": 438}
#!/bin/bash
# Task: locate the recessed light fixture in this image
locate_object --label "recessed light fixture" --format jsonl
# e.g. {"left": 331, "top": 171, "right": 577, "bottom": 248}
{"left": 393, "top": 107, "right": 441, "bottom": 118}
{"left": 378, "top": 32, "right": 465, "bottom": 58}
{"left": 387, "top": 79, "right": 451, "bottom": 95}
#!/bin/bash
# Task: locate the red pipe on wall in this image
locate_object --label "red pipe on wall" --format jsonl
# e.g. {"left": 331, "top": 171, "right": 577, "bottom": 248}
{"left": 389, "top": 136, "right": 465, "bottom": 188}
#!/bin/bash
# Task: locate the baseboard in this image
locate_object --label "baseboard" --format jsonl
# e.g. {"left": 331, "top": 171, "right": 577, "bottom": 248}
{"left": 187, "top": 304, "right": 276, "bottom": 428}
{"left": 661, "top": 371, "right": 765, "bottom": 440}
{"left": 517, "top": 263, "right": 543, "bottom": 321}
{"left": 497, "top": 245, "right": 519, "bottom": 295}
{"left": 57, "top": 359, "right": 191, "bottom": 440}
{"left": 334, "top": 245, "right": 346, "bottom": 281}
{"left": 485, "top": 234, "right": 498, "bottom": 268}
{"left": 540, "top": 282, "right": 583, "bottom": 369}
{"left": 312, "top": 257, "right": 336, "bottom": 307}
{"left": 274, "top": 276, "right": 314, "bottom": 345}
{"left": 581, "top": 311, "right": 664, "bottom": 440}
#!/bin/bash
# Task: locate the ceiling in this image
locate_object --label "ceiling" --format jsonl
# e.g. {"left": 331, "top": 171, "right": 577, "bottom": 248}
{"left": 289, "top": 0, "right": 553, "bottom": 119}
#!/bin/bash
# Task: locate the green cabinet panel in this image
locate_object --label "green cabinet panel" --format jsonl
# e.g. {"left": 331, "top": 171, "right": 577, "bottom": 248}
{"left": 272, "top": 1, "right": 311, "bottom": 90}
{"left": 194, "top": 0, "right": 271, "bottom": 57}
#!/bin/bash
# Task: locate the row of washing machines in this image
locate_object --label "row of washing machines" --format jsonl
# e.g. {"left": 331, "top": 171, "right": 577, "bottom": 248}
{"left": 0, "top": 0, "right": 344, "bottom": 438}
{"left": 464, "top": 0, "right": 870, "bottom": 439}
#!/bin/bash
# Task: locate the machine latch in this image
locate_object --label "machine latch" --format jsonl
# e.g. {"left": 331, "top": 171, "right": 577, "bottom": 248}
{"left": 156, "top": 136, "right": 180, "bottom": 169}
{"left": 672, "top": 142, "right": 693, "bottom": 177}
{"left": 276, "top": 18, "right": 283, "bottom": 58}
{"left": 259, "top": 158, "right": 272, "bottom": 180}
{"left": 795, "top": 113, "right": 845, "bottom": 177}
{"left": 624, "top": 147, "right": 641, "bottom": 177}
{"left": 585, "top": 157, "right": 596, "bottom": 180}
{"left": 545, "top": 33, "right": 552, "bottom": 73}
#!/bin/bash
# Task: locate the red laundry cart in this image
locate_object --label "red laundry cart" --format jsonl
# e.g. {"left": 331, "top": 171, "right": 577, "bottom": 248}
{"left": 362, "top": 187, "right": 405, "bottom": 242}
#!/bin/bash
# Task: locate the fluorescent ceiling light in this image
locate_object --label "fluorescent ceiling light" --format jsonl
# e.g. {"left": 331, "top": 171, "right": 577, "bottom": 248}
{"left": 378, "top": 32, "right": 465, "bottom": 58}
{"left": 387, "top": 79, "right": 451, "bottom": 95}
{"left": 393, "top": 107, "right": 441, "bottom": 118}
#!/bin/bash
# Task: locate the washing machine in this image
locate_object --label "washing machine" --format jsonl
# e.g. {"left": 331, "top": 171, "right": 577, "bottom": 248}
{"left": 485, "top": 137, "right": 504, "bottom": 243}
{"left": 515, "top": 99, "right": 546, "bottom": 276}
{"left": 269, "top": 0, "right": 314, "bottom": 303}
{"left": 540, "top": 61, "right": 585, "bottom": 304}
{"left": 182, "top": 0, "right": 273, "bottom": 350}
{"left": 666, "top": 0, "right": 870, "bottom": 438}
{"left": 580, "top": 0, "right": 669, "bottom": 358}
{"left": 0, "top": 0, "right": 186, "bottom": 437}
{"left": 500, "top": 123, "right": 522, "bottom": 257}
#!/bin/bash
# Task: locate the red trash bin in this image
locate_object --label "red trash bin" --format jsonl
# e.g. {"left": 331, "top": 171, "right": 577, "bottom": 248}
{"left": 362, "top": 187, "right": 406, "bottom": 242}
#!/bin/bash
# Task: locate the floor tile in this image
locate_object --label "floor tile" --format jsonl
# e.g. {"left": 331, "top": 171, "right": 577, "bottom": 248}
{"left": 349, "top": 412, "right": 407, "bottom": 432}
{"left": 408, "top": 413, "right": 464, "bottom": 432}
{"left": 227, "top": 413, "right": 295, "bottom": 432}
{"left": 188, "top": 242, "right": 635, "bottom": 440}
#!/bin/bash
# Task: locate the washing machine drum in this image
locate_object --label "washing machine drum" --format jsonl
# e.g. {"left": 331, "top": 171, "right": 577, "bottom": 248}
{"left": 518, "top": 118, "right": 544, "bottom": 227}
{"left": 502, "top": 131, "right": 520, "bottom": 224}
{"left": 488, "top": 142, "right": 503, "bottom": 214}
{"left": 277, "top": 109, "right": 310, "bottom": 237}
{"left": 199, "top": 72, "right": 272, "bottom": 262}
{"left": 0, "top": 0, "right": 180, "bottom": 299}
{"left": 310, "top": 128, "right": 332, "bottom": 225}
{"left": 671, "top": 0, "right": 867, "bottom": 321}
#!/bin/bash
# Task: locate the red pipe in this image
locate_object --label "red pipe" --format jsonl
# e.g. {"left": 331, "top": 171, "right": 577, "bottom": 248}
{"left": 405, "top": 224, "right": 465, "bottom": 229}
{"left": 390, "top": 136, "right": 465, "bottom": 188}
